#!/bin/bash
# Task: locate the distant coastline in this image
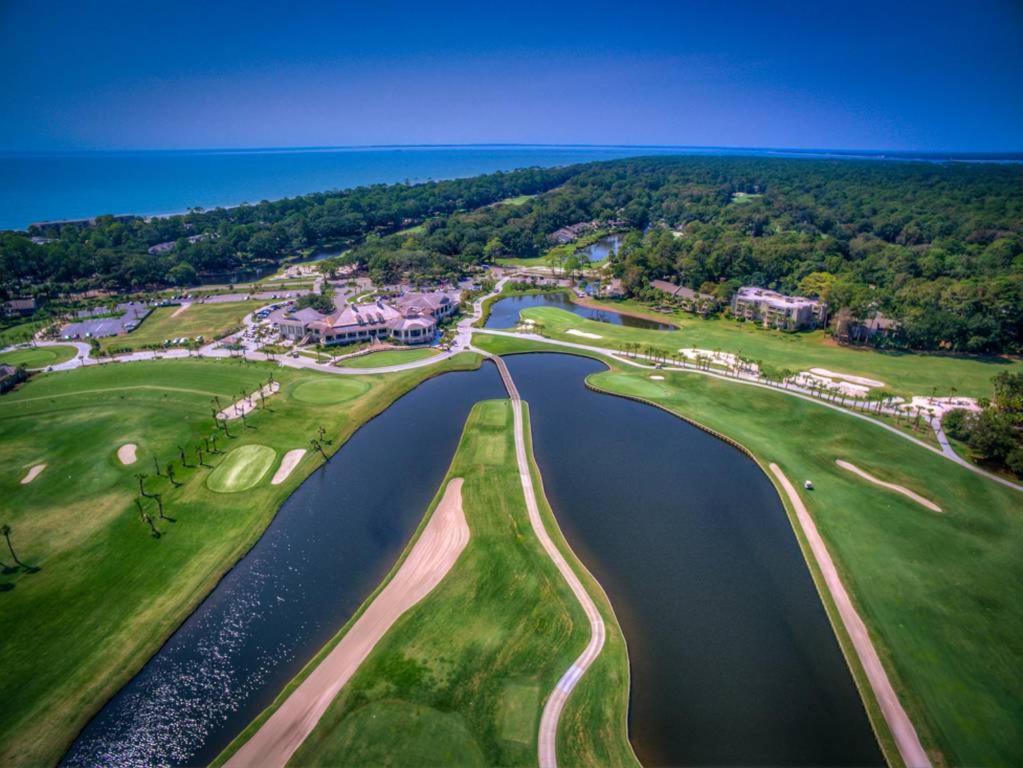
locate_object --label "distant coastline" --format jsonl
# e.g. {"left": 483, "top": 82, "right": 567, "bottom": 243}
{"left": 3, "top": 144, "right": 1020, "bottom": 232}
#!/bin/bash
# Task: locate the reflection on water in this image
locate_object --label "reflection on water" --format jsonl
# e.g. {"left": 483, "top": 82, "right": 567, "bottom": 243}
{"left": 484, "top": 292, "right": 674, "bottom": 330}
{"left": 62, "top": 366, "right": 504, "bottom": 768}
{"left": 508, "top": 353, "right": 883, "bottom": 767}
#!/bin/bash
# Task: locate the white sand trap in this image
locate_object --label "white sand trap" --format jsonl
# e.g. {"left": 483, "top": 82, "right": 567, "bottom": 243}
{"left": 678, "top": 348, "right": 755, "bottom": 371}
{"left": 566, "top": 329, "right": 603, "bottom": 340}
{"left": 171, "top": 303, "right": 191, "bottom": 318}
{"left": 810, "top": 368, "right": 885, "bottom": 388}
{"left": 649, "top": 375, "right": 665, "bottom": 381}
{"left": 225, "top": 477, "right": 469, "bottom": 768}
{"left": 271, "top": 449, "right": 307, "bottom": 485}
{"left": 792, "top": 372, "right": 872, "bottom": 398}
{"left": 901, "top": 395, "right": 980, "bottom": 417}
{"left": 218, "top": 381, "right": 281, "bottom": 420}
{"left": 117, "top": 443, "right": 138, "bottom": 465}
{"left": 20, "top": 463, "right": 46, "bottom": 485}
{"left": 836, "top": 460, "right": 942, "bottom": 513}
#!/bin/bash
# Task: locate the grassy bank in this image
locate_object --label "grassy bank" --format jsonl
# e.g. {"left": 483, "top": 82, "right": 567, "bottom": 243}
{"left": 216, "top": 400, "right": 637, "bottom": 767}
{"left": 517, "top": 305, "right": 1021, "bottom": 399}
{"left": 99, "top": 300, "right": 264, "bottom": 352}
{"left": 0, "top": 353, "right": 481, "bottom": 767}
{"left": 0, "top": 344, "right": 78, "bottom": 368}
{"left": 473, "top": 333, "right": 1023, "bottom": 767}
{"left": 338, "top": 347, "right": 439, "bottom": 369}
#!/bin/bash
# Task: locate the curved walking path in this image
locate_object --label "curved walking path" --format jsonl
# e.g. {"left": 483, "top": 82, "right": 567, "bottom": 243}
{"left": 474, "top": 328, "right": 1023, "bottom": 493}
{"left": 224, "top": 478, "right": 470, "bottom": 768}
{"left": 483, "top": 352, "right": 605, "bottom": 768}
{"left": 836, "top": 460, "right": 943, "bottom": 513}
{"left": 770, "top": 464, "right": 931, "bottom": 768}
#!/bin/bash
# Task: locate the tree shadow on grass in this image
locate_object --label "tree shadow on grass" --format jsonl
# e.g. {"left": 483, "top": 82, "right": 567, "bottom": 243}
{"left": 0, "top": 583, "right": 14, "bottom": 592}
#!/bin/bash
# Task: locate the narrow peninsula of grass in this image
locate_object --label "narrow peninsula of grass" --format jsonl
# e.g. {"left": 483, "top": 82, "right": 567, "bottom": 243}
{"left": 473, "top": 333, "right": 1023, "bottom": 767}
{"left": 216, "top": 400, "right": 637, "bottom": 768}
{"left": 0, "top": 345, "right": 78, "bottom": 368}
{"left": 0, "top": 352, "right": 481, "bottom": 767}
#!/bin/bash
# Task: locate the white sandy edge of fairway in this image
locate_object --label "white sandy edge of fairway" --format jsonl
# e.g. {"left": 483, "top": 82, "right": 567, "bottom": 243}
{"left": 649, "top": 375, "right": 665, "bottom": 380}
{"left": 810, "top": 368, "right": 885, "bottom": 388}
{"left": 20, "top": 463, "right": 46, "bottom": 485}
{"left": 566, "top": 328, "right": 602, "bottom": 339}
{"left": 836, "top": 460, "right": 942, "bottom": 513}
{"left": 224, "top": 477, "right": 470, "bottom": 768}
{"left": 117, "top": 443, "right": 138, "bottom": 465}
{"left": 271, "top": 449, "right": 306, "bottom": 485}
{"left": 218, "top": 381, "right": 281, "bottom": 421}
{"left": 769, "top": 463, "right": 931, "bottom": 768}
{"left": 171, "top": 303, "right": 191, "bottom": 318}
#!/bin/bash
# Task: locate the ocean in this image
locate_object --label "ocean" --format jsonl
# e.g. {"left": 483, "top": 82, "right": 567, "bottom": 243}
{"left": 1, "top": 145, "right": 1017, "bottom": 231}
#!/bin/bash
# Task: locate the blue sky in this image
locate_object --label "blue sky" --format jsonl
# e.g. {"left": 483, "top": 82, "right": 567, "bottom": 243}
{"left": 2, "top": 0, "right": 1021, "bottom": 151}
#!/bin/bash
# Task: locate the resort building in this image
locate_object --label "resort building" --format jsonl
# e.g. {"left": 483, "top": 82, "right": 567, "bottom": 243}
{"left": 731, "top": 286, "right": 827, "bottom": 330}
{"left": 276, "top": 289, "right": 460, "bottom": 346}
{"left": 650, "top": 279, "right": 718, "bottom": 315}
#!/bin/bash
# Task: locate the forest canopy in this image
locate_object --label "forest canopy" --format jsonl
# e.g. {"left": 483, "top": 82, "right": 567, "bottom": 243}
{"left": 2, "top": 156, "right": 1020, "bottom": 353}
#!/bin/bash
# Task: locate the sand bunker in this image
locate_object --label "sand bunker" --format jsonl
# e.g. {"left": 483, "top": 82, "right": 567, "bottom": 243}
{"left": 20, "top": 463, "right": 46, "bottom": 485}
{"left": 224, "top": 477, "right": 469, "bottom": 768}
{"left": 271, "top": 449, "right": 307, "bottom": 485}
{"left": 790, "top": 372, "right": 873, "bottom": 398}
{"left": 117, "top": 443, "right": 138, "bottom": 465}
{"left": 649, "top": 375, "right": 665, "bottom": 381}
{"left": 218, "top": 381, "right": 281, "bottom": 420}
{"left": 678, "top": 348, "right": 756, "bottom": 372}
{"left": 900, "top": 395, "right": 980, "bottom": 417}
{"left": 171, "top": 303, "right": 191, "bottom": 318}
{"left": 566, "top": 329, "right": 603, "bottom": 340}
{"left": 836, "top": 460, "right": 942, "bottom": 513}
{"left": 810, "top": 368, "right": 885, "bottom": 388}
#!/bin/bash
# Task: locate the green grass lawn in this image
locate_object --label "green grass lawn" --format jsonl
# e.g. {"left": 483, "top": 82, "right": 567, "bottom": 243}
{"left": 0, "top": 320, "right": 50, "bottom": 347}
{"left": 517, "top": 304, "right": 1022, "bottom": 399}
{"left": 0, "top": 345, "right": 78, "bottom": 368}
{"left": 339, "top": 347, "right": 440, "bottom": 369}
{"left": 0, "top": 353, "right": 482, "bottom": 767}
{"left": 216, "top": 400, "right": 637, "bottom": 768}
{"left": 494, "top": 194, "right": 535, "bottom": 207}
{"left": 473, "top": 334, "right": 1023, "bottom": 768}
{"left": 99, "top": 300, "right": 264, "bottom": 352}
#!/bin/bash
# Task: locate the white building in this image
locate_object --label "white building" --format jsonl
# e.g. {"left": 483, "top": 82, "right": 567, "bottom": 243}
{"left": 731, "top": 286, "right": 826, "bottom": 330}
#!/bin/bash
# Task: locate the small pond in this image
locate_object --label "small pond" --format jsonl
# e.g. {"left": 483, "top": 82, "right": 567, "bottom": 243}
{"left": 484, "top": 292, "right": 675, "bottom": 331}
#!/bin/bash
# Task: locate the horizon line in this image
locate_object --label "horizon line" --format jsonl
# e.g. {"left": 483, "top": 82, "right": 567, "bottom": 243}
{"left": 2, "top": 142, "right": 1022, "bottom": 157}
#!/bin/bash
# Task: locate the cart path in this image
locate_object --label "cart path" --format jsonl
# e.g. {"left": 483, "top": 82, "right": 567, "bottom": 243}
{"left": 769, "top": 463, "right": 931, "bottom": 768}
{"left": 224, "top": 478, "right": 470, "bottom": 768}
{"left": 485, "top": 353, "right": 606, "bottom": 768}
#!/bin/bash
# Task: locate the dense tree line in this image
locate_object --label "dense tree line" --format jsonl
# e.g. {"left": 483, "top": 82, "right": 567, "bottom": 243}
{"left": 348, "top": 156, "right": 1022, "bottom": 353}
{"left": 0, "top": 165, "right": 576, "bottom": 294}
{"left": 2, "top": 155, "right": 1020, "bottom": 352}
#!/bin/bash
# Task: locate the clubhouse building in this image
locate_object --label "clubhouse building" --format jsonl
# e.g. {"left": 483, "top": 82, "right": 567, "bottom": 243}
{"left": 277, "top": 290, "right": 460, "bottom": 346}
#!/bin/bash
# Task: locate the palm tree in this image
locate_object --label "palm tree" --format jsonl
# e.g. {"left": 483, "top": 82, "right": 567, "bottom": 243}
{"left": 135, "top": 472, "right": 150, "bottom": 498}
{"left": 1, "top": 525, "right": 24, "bottom": 569}
{"left": 153, "top": 455, "right": 162, "bottom": 476}
{"left": 311, "top": 437, "right": 327, "bottom": 459}
{"left": 167, "top": 463, "right": 180, "bottom": 487}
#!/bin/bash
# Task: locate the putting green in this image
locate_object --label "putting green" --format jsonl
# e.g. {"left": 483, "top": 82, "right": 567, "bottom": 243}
{"left": 594, "top": 372, "right": 671, "bottom": 399}
{"left": 207, "top": 444, "right": 277, "bottom": 493}
{"left": 291, "top": 377, "right": 371, "bottom": 404}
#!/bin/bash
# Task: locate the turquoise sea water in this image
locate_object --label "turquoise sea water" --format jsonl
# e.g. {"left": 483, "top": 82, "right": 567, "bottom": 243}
{"left": 2, "top": 145, "right": 1017, "bottom": 231}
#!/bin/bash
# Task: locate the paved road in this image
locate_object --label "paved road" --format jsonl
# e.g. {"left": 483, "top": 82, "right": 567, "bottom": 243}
{"left": 770, "top": 464, "right": 932, "bottom": 768}
{"left": 482, "top": 352, "right": 606, "bottom": 768}
{"left": 473, "top": 328, "right": 1023, "bottom": 493}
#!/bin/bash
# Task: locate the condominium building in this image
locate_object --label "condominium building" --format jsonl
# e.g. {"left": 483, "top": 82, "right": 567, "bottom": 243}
{"left": 731, "top": 286, "right": 827, "bottom": 330}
